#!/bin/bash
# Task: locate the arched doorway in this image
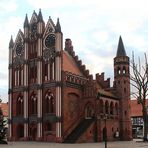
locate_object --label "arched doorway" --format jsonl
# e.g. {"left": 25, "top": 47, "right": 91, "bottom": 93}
{"left": 31, "top": 128, "right": 37, "bottom": 141}
{"left": 17, "top": 124, "right": 24, "bottom": 139}
{"left": 102, "top": 127, "right": 107, "bottom": 141}
{"left": 29, "top": 123, "right": 37, "bottom": 141}
{"left": 84, "top": 102, "right": 94, "bottom": 119}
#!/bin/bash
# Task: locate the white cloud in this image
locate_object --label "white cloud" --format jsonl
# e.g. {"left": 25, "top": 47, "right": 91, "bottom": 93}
{"left": 0, "top": 16, "right": 23, "bottom": 58}
{"left": 0, "top": 0, "right": 18, "bottom": 13}
{"left": 1, "top": 0, "right": 148, "bottom": 102}
{"left": 27, "top": 0, "right": 99, "bottom": 9}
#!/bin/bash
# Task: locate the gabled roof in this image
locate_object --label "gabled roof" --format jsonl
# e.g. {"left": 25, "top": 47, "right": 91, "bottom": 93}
{"left": 63, "top": 39, "right": 91, "bottom": 78}
{"left": 130, "top": 99, "right": 148, "bottom": 117}
{"left": 116, "top": 36, "right": 127, "bottom": 57}
{"left": 63, "top": 50, "right": 83, "bottom": 76}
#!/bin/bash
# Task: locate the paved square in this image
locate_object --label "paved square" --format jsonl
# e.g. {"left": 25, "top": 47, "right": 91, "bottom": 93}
{"left": 1, "top": 140, "right": 148, "bottom": 148}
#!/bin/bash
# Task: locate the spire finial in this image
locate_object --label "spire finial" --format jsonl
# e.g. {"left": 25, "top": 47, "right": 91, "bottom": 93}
{"left": 38, "top": 8, "right": 43, "bottom": 22}
{"left": 24, "top": 14, "right": 29, "bottom": 28}
{"left": 9, "top": 35, "right": 14, "bottom": 49}
{"left": 116, "top": 36, "right": 127, "bottom": 57}
{"left": 55, "top": 17, "right": 61, "bottom": 33}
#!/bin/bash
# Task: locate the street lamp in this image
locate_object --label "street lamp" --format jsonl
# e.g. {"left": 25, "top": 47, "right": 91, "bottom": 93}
{"left": 104, "top": 114, "right": 107, "bottom": 148}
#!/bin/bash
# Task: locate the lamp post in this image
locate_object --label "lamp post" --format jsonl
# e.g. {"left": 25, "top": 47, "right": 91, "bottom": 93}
{"left": 104, "top": 114, "right": 107, "bottom": 148}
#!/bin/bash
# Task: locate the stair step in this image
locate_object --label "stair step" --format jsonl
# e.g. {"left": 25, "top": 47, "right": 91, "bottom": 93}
{"left": 63, "top": 118, "right": 94, "bottom": 143}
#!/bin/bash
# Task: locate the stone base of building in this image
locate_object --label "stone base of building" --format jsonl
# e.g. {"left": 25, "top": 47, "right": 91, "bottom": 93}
{"left": 55, "top": 137, "right": 63, "bottom": 143}
{"left": 36, "top": 137, "right": 43, "bottom": 141}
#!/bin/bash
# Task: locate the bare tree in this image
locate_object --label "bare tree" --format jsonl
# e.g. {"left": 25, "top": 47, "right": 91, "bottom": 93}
{"left": 130, "top": 52, "right": 148, "bottom": 141}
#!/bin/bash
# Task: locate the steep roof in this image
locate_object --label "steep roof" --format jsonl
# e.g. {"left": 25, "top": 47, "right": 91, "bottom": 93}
{"left": 63, "top": 50, "right": 83, "bottom": 76}
{"left": 130, "top": 99, "right": 148, "bottom": 117}
{"left": 116, "top": 36, "right": 127, "bottom": 57}
{"left": 63, "top": 39, "right": 90, "bottom": 78}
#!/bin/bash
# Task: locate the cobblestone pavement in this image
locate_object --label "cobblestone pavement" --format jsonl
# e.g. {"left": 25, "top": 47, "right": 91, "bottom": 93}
{"left": 1, "top": 140, "right": 148, "bottom": 148}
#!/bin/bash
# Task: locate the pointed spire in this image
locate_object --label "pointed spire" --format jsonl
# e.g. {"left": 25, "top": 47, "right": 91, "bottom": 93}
{"left": 116, "top": 36, "right": 127, "bottom": 57}
{"left": 33, "top": 10, "right": 37, "bottom": 17}
{"left": 38, "top": 8, "right": 43, "bottom": 22}
{"left": 55, "top": 18, "right": 61, "bottom": 33}
{"left": 9, "top": 35, "right": 14, "bottom": 49}
{"left": 24, "top": 14, "right": 29, "bottom": 28}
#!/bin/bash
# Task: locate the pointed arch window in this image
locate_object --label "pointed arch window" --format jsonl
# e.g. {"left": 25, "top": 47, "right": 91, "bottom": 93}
{"left": 45, "top": 62, "right": 48, "bottom": 81}
{"left": 117, "top": 67, "right": 121, "bottom": 74}
{"left": 110, "top": 102, "right": 114, "bottom": 115}
{"left": 100, "top": 100, "right": 104, "bottom": 114}
{"left": 29, "top": 42, "right": 37, "bottom": 59}
{"left": 84, "top": 102, "right": 94, "bottom": 118}
{"left": 30, "top": 94, "right": 37, "bottom": 115}
{"left": 17, "top": 124, "right": 24, "bottom": 138}
{"left": 45, "top": 91, "right": 54, "bottom": 113}
{"left": 123, "top": 66, "right": 126, "bottom": 74}
{"left": 46, "top": 122, "right": 52, "bottom": 131}
{"left": 105, "top": 101, "right": 109, "bottom": 114}
{"left": 115, "top": 103, "right": 118, "bottom": 115}
{"left": 29, "top": 63, "right": 37, "bottom": 83}
{"left": 17, "top": 96, "right": 24, "bottom": 116}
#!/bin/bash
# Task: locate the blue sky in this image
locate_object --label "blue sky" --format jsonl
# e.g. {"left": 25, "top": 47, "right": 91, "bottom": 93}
{"left": 0, "top": 0, "right": 148, "bottom": 102}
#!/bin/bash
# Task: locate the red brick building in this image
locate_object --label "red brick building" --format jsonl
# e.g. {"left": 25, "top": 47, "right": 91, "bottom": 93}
{"left": 130, "top": 100, "right": 148, "bottom": 138}
{"left": 8, "top": 10, "right": 132, "bottom": 142}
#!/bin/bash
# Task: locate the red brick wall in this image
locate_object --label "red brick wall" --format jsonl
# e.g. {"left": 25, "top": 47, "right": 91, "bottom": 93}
{"left": 62, "top": 87, "right": 83, "bottom": 138}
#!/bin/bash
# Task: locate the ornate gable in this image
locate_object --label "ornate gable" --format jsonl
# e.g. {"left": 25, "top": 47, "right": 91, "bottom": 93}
{"left": 13, "top": 29, "right": 24, "bottom": 66}
{"left": 30, "top": 10, "right": 38, "bottom": 24}
{"left": 42, "top": 17, "right": 56, "bottom": 62}
{"left": 43, "top": 17, "right": 55, "bottom": 38}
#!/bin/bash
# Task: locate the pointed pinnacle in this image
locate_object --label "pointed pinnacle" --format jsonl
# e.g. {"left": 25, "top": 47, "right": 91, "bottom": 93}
{"left": 55, "top": 18, "right": 61, "bottom": 33}
{"left": 24, "top": 14, "right": 29, "bottom": 28}
{"left": 38, "top": 8, "right": 43, "bottom": 22}
{"left": 9, "top": 35, "right": 14, "bottom": 49}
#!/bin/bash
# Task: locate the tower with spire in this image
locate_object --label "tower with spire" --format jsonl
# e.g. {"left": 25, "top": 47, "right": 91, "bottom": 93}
{"left": 114, "top": 36, "right": 132, "bottom": 140}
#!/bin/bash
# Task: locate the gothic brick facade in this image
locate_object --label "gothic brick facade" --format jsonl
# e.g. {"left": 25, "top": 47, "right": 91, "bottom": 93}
{"left": 8, "top": 10, "right": 132, "bottom": 143}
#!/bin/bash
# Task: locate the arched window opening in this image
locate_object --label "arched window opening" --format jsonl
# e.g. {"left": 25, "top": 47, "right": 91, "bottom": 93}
{"left": 123, "top": 66, "right": 126, "bottom": 74}
{"left": 85, "top": 103, "right": 94, "bottom": 119}
{"left": 50, "top": 63, "right": 53, "bottom": 80}
{"left": 110, "top": 102, "right": 114, "bottom": 115}
{"left": 124, "top": 88, "right": 126, "bottom": 93}
{"left": 124, "top": 110, "right": 127, "bottom": 116}
{"left": 117, "top": 67, "right": 121, "bottom": 74}
{"left": 46, "top": 122, "right": 52, "bottom": 131}
{"left": 30, "top": 94, "right": 37, "bottom": 115}
{"left": 30, "top": 42, "right": 37, "bottom": 59}
{"left": 115, "top": 103, "right": 118, "bottom": 115}
{"left": 45, "top": 91, "right": 54, "bottom": 113}
{"left": 17, "top": 96, "right": 23, "bottom": 116}
{"left": 18, "top": 125, "right": 24, "bottom": 138}
{"left": 45, "top": 63, "right": 48, "bottom": 81}
{"left": 100, "top": 100, "right": 104, "bottom": 114}
{"left": 105, "top": 101, "right": 109, "bottom": 114}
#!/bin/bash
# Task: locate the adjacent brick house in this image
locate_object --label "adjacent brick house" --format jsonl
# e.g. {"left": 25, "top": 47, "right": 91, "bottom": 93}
{"left": 0, "top": 103, "right": 8, "bottom": 118}
{"left": 8, "top": 10, "right": 132, "bottom": 142}
{"left": 130, "top": 99, "right": 148, "bottom": 138}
